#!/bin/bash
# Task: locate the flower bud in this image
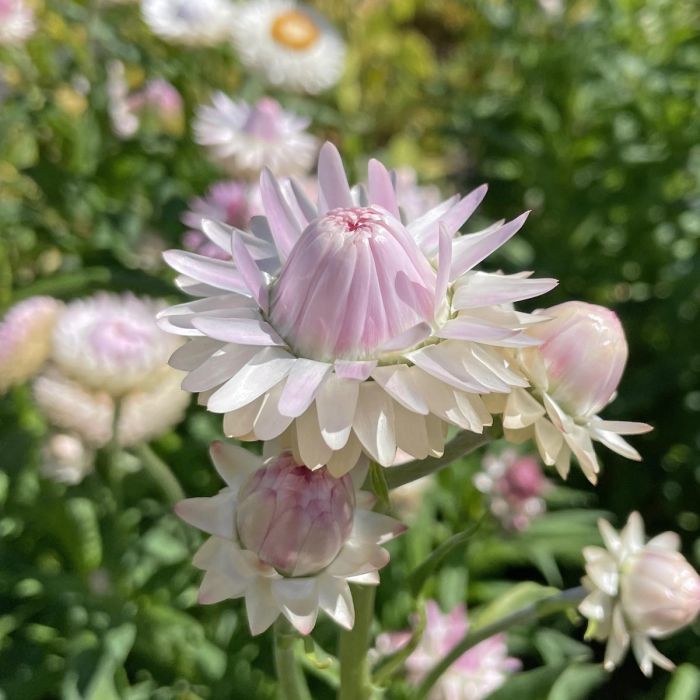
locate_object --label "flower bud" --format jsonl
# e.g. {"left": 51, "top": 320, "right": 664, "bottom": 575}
{"left": 235, "top": 452, "right": 355, "bottom": 576}
{"left": 529, "top": 301, "right": 628, "bottom": 416}
{"left": 499, "top": 455, "right": 546, "bottom": 501}
{"left": 269, "top": 206, "right": 436, "bottom": 361}
{"left": 621, "top": 548, "right": 700, "bottom": 637}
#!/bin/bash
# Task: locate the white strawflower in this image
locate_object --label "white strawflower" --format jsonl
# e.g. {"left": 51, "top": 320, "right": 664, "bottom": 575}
{"left": 0, "top": 296, "right": 63, "bottom": 394}
{"left": 579, "top": 512, "right": 700, "bottom": 676}
{"left": 0, "top": 0, "right": 35, "bottom": 45}
{"left": 230, "top": 0, "right": 345, "bottom": 94}
{"left": 40, "top": 433, "right": 94, "bottom": 485}
{"left": 176, "top": 443, "right": 405, "bottom": 635}
{"left": 51, "top": 293, "right": 180, "bottom": 396}
{"left": 141, "top": 0, "right": 235, "bottom": 46}
{"left": 194, "top": 94, "right": 318, "bottom": 178}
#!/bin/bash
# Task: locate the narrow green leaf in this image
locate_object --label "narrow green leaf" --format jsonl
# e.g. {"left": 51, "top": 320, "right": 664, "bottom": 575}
{"left": 665, "top": 664, "right": 700, "bottom": 700}
{"left": 473, "top": 582, "right": 559, "bottom": 630}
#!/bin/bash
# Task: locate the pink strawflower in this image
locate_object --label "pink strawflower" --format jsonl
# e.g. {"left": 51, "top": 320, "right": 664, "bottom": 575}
{"left": 376, "top": 600, "right": 521, "bottom": 700}
{"left": 176, "top": 444, "right": 405, "bottom": 635}
{"left": 160, "top": 143, "right": 558, "bottom": 476}
{"left": 474, "top": 449, "right": 549, "bottom": 531}
{"left": 194, "top": 95, "right": 319, "bottom": 178}
{"left": 0, "top": 0, "right": 35, "bottom": 45}
{"left": 580, "top": 512, "right": 700, "bottom": 676}
{"left": 0, "top": 296, "right": 63, "bottom": 393}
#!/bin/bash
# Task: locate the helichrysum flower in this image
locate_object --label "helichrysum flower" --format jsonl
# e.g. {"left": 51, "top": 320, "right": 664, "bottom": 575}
{"left": 160, "top": 143, "right": 557, "bottom": 475}
{"left": 141, "top": 0, "right": 235, "bottom": 46}
{"left": 230, "top": 0, "right": 345, "bottom": 94}
{"left": 40, "top": 433, "right": 94, "bottom": 485}
{"left": 474, "top": 449, "right": 549, "bottom": 531}
{"left": 51, "top": 292, "right": 181, "bottom": 396}
{"left": 488, "top": 301, "right": 652, "bottom": 483}
{"left": 176, "top": 443, "right": 405, "bottom": 635}
{"left": 579, "top": 512, "right": 700, "bottom": 676}
{"left": 0, "top": 0, "right": 35, "bottom": 45}
{"left": 0, "top": 296, "right": 63, "bottom": 394}
{"left": 194, "top": 95, "right": 318, "bottom": 179}
{"left": 376, "top": 600, "right": 521, "bottom": 700}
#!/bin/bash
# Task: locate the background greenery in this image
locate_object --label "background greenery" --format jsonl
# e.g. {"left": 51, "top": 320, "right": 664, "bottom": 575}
{"left": 1, "top": 0, "right": 698, "bottom": 698}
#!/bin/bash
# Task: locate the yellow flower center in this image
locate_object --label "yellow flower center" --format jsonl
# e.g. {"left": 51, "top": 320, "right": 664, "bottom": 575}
{"left": 271, "top": 10, "right": 320, "bottom": 51}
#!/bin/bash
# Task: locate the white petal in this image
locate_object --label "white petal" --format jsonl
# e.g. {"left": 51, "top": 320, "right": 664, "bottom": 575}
{"left": 325, "top": 434, "right": 363, "bottom": 477}
{"left": 353, "top": 383, "right": 396, "bottom": 466}
{"left": 182, "top": 344, "right": 259, "bottom": 393}
{"left": 163, "top": 250, "right": 247, "bottom": 294}
{"left": 253, "top": 381, "right": 294, "bottom": 440}
{"left": 533, "top": 418, "right": 564, "bottom": 466}
{"left": 175, "top": 493, "right": 236, "bottom": 538}
{"left": 192, "top": 316, "right": 285, "bottom": 347}
{"left": 260, "top": 168, "right": 302, "bottom": 261}
{"left": 350, "top": 510, "right": 406, "bottom": 546}
{"left": 272, "top": 578, "right": 320, "bottom": 635}
{"left": 393, "top": 403, "right": 433, "bottom": 459}
{"left": 317, "top": 142, "right": 353, "bottom": 210}
{"left": 198, "top": 569, "right": 246, "bottom": 604}
{"left": 278, "top": 359, "right": 332, "bottom": 418}
{"left": 245, "top": 580, "right": 280, "bottom": 635}
{"left": 452, "top": 272, "right": 558, "bottom": 308}
{"left": 367, "top": 158, "right": 400, "bottom": 219}
{"left": 434, "top": 223, "right": 452, "bottom": 316}
{"left": 169, "top": 338, "right": 224, "bottom": 371}
{"left": 371, "top": 365, "right": 429, "bottom": 415}
{"left": 295, "top": 406, "right": 332, "bottom": 469}
{"left": 232, "top": 232, "right": 269, "bottom": 313}
{"left": 503, "top": 388, "right": 546, "bottom": 430}
{"left": 317, "top": 577, "right": 355, "bottom": 629}
{"left": 209, "top": 440, "right": 261, "bottom": 487}
{"left": 222, "top": 396, "right": 265, "bottom": 438}
{"left": 334, "top": 360, "right": 377, "bottom": 381}
{"left": 317, "top": 376, "right": 359, "bottom": 450}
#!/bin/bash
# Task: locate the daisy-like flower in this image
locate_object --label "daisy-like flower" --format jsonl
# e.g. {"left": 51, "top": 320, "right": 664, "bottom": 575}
{"left": 40, "top": 433, "right": 94, "bottom": 485}
{"left": 0, "top": 0, "right": 35, "bottom": 45}
{"left": 194, "top": 94, "right": 318, "bottom": 178}
{"left": 0, "top": 296, "right": 63, "bottom": 394}
{"left": 230, "top": 0, "right": 345, "bottom": 94}
{"left": 176, "top": 443, "right": 405, "bottom": 635}
{"left": 141, "top": 0, "right": 235, "bottom": 46}
{"left": 489, "top": 301, "right": 652, "bottom": 484}
{"left": 579, "top": 512, "right": 700, "bottom": 676}
{"left": 51, "top": 293, "right": 181, "bottom": 396}
{"left": 159, "top": 143, "right": 557, "bottom": 476}
{"left": 376, "top": 600, "right": 521, "bottom": 700}
{"left": 474, "top": 449, "right": 549, "bottom": 531}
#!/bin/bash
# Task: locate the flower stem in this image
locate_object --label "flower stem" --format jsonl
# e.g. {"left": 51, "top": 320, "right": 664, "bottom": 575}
{"left": 338, "top": 584, "right": 377, "bottom": 700}
{"left": 385, "top": 427, "right": 498, "bottom": 490}
{"left": 133, "top": 443, "right": 185, "bottom": 504}
{"left": 274, "top": 618, "right": 312, "bottom": 700}
{"left": 414, "top": 586, "right": 587, "bottom": 699}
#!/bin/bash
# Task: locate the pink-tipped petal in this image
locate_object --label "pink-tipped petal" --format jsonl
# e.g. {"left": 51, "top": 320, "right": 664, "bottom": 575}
{"left": 317, "top": 142, "right": 353, "bottom": 209}
{"left": 367, "top": 159, "right": 401, "bottom": 219}
{"left": 232, "top": 232, "right": 269, "bottom": 313}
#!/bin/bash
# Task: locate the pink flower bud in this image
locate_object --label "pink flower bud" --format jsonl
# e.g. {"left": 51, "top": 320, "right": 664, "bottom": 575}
{"left": 622, "top": 548, "right": 700, "bottom": 637}
{"left": 269, "top": 206, "right": 436, "bottom": 361}
{"left": 235, "top": 452, "right": 355, "bottom": 576}
{"left": 499, "top": 455, "right": 546, "bottom": 501}
{"left": 530, "top": 301, "right": 628, "bottom": 416}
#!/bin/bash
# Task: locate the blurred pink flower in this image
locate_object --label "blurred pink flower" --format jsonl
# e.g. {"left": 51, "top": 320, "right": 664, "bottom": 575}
{"left": 0, "top": 0, "right": 35, "bottom": 45}
{"left": 141, "top": 0, "right": 235, "bottom": 46}
{"left": 40, "top": 433, "right": 94, "bottom": 485}
{"left": 376, "top": 601, "right": 521, "bottom": 700}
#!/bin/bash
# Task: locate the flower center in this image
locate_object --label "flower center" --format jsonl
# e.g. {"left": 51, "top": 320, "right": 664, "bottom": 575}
{"left": 89, "top": 320, "right": 153, "bottom": 364}
{"left": 270, "top": 10, "right": 320, "bottom": 51}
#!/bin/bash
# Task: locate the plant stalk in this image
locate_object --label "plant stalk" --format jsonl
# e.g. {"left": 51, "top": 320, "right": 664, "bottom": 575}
{"left": 274, "top": 618, "right": 312, "bottom": 700}
{"left": 133, "top": 443, "right": 185, "bottom": 504}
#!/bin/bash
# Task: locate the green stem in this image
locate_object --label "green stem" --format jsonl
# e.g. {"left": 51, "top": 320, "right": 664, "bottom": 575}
{"left": 338, "top": 585, "right": 377, "bottom": 700}
{"left": 274, "top": 618, "right": 312, "bottom": 700}
{"left": 385, "top": 427, "right": 498, "bottom": 490}
{"left": 415, "top": 586, "right": 587, "bottom": 700}
{"left": 133, "top": 443, "right": 185, "bottom": 504}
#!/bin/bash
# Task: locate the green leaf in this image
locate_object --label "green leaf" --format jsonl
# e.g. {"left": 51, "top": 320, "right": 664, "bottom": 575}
{"left": 665, "top": 664, "right": 700, "bottom": 700}
{"left": 373, "top": 604, "right": 426, "bottom": 685}
{"left": 548, "top": 663, "right": 607, "bottom": 700}
{"left": 83, "top": 624, "right": 136, "bottom": 700}
{"left": 369, "top": 461, "right": 391, "bottom": 511}
{"left": 487, "top": 663, "right": 568, "bottom": 700}
{"left": 473, "top": 582, "right": 559, "bottom": 630}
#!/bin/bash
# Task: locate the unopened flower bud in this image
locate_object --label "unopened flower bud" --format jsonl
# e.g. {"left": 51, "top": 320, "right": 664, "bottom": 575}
{"left": 235, "top": 452, "right": 355, "bottom": 576}
{"left": 530, "top": 301, "right": 628, "bottom": 416}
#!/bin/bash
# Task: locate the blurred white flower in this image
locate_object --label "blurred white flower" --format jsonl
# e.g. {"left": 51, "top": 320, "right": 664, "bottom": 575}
{"left": 231, "top": 0, "right": 345, "bottom": 94}
{"left": 194, "top": 94, "right": 318, "bottom": 178}
{"left": 376, "top": 600, "right": 521, "bottom": 699}
{"left": 176, "top": 443, "right": 405, "bottom": 635}
{"left": 474, "top": 449, "right": 549, "bottom": 531}
{"left": 51, "top": 293, "right": 180, "bottom": 396}
{"left": 141, "top": 0, "right": 234, "bottom": 45}
{"left": 394, "top": 167, "right": 444, "bottom": 223}
{"left": 579, "top": 512, "right": 700, "bottom": 676}
{"left": 40, "top": 433, "right": 94, "bottom": 485}
{"left": 488, "top": 301, "right": 651, "bottom": 483}
{"left": 0, "top": 0, "right": 35, "bottom": 45}
{"left": 0, "top": 296, "right": 63, "bottom": 394}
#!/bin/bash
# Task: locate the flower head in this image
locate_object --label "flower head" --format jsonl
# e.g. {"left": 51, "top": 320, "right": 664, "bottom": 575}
{"left": 491, "top": 301, "right": 651, "bottom": 483}
{"left": 141, "top": 0, "right": 234, "bottom": 46}
{"left": 160, "top": 143, "right": 557, "bottom": 475}
{"left": 40, "top": 433, "right": 93, "bottom": 485}
{"left": 474, "top": 449, "right": 549, "bottom": 531}
{"left": 579, "top": 512, "right": 700, "bottom": 676}
{"left": 0, "top": 0, "right": 35, "bottom": 45}
{"left": 194, "top": 94, "right": 318, "bottom": 178}
{"left": 176, "top": 443, "right": 405, "bottom": 635}
{"left": 231, "top": 0, "right": 346, "bottom": 94}
{"left": 0, "top": 296, "right": 63, "bottom": 393}
{"left": 376, "top": 600, "right": 521, "bottom": 700}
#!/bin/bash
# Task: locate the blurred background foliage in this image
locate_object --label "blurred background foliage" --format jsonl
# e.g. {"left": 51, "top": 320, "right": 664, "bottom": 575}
{"left": 1, "top": 0, "right": 698, "bottom": 698}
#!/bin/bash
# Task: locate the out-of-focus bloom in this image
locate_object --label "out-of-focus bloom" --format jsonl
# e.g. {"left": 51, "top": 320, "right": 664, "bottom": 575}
{"left": 107, "top": 62, "right": 183, "bottom": 139}
{"left": 141, "top": 0, "right": 234, "bottom": 45}
{"left": 474, "top": 449, "right": 549, "bottom": 531}
{"left": 538, "top": 0, "right": 564, "bottom": 17}
{"left": 0, "top": 0, "right": 35, "bottom": 45}
{"left": 579, "top": 512, "right": 700, "bottom": 676}
{"left": 230, "top": 0, "right": 345, "bottom": 94}
{"left": 376, "top": 600, "right": 521, "bottom": 699}
{"left": 488, "top": 302, "right": 651, "bottom": 484}
{"left": 51, "top": 293, "right": 180, "bottom": 396}
{"left": 160, "top": 142, "right": 556, "bottom": 475}
{"left": 40, "top": 433, "right": 94, "bottom": 485}
{"left": 33, "top": 366, "right": 189, "bottom": 448}
{"left": 194, "top": 95, "right": 318, "bottom": 178}
{"left": 394, "top": 167, "right": 443, "bottom": 223}
{"left": 0, "top": 296, "right": 63, "bottom": 394}
{"left": 176, "top": 443, "right": 405, "bottom": 635}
